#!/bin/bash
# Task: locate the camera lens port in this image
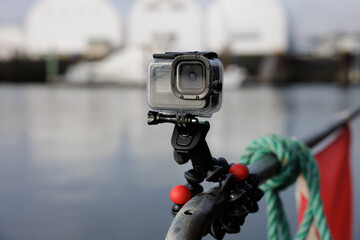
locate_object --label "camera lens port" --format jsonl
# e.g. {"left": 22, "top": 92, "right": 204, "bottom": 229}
{"left": 176, "top": 61, "right": 205, "bottom": 95}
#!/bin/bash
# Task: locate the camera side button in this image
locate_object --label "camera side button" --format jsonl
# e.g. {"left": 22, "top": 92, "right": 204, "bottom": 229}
{"left": 213, "top": 80, "right": 223, "bottom": 92}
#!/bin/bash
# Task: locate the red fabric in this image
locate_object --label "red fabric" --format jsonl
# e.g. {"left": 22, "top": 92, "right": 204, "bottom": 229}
{"left": 298, "top": 123, "right": 352, "bottom": 240}
{"left": 297, "top": 193, "right": 308, "bottom": 229}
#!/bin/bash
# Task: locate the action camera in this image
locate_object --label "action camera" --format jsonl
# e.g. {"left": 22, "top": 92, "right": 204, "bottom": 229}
{"left": 147, "top": 52, "right": 223, "bottom": 117}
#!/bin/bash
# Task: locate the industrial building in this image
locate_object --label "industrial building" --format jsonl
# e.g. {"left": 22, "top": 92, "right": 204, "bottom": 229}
{"left": 66, "top": 0, "right": 206, "bottom": 84}
{"left": 1, "top": 0, "right": 359, "bottom": 84}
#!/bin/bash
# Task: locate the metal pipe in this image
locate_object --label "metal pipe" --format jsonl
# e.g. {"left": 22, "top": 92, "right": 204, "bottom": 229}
{"left": 303, "top": 105, "right": 360, "bottom": 148}
{"left": 166, "top": 187, "right": 222, "bottom": 240}
{"left": 247, "top": 154, "right": 281, "bottom": 185}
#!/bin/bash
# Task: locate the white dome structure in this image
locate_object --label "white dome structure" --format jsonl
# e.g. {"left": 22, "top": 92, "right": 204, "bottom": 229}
{"left": 205, "top": 0, "right": 288, "bottom": 55}
{"left": 25, "top": 0, "right": 122, "bottom": 56}
{"left": 127, "top": 0, "right": 204, "bottom": 52}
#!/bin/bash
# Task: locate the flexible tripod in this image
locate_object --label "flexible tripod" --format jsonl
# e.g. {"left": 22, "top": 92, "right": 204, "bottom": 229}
{"left": 148, "top": 111, "right": 264, "bottom": 239}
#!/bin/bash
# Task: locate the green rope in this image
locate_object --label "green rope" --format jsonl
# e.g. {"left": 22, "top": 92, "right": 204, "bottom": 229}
{"left": 240, "top": 135, "right": 332, "bottom": 240}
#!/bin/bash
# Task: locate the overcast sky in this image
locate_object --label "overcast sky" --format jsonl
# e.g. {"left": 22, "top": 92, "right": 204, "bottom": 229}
{"left": 1, "top": 0, "right": 359, "bottom": 51}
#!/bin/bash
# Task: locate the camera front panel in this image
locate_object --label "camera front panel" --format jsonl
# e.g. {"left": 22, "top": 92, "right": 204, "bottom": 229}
{"left": 147, "top": 59, "right": 206, "bottom": 114}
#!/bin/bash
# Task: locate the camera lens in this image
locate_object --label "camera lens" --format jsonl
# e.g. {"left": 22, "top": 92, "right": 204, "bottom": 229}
{"left": 176, "top": 61, "right": 205, "bottom": 95}
{"left": 186, "top": 70, "right": 199, "bottom": 83}
{"left": 183, "top": 68, "right": 201, "bottom": 87}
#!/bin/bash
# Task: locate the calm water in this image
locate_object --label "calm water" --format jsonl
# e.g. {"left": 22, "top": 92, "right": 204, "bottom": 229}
{"left": 0, "top": 84, "right": 359, "bottom": 240}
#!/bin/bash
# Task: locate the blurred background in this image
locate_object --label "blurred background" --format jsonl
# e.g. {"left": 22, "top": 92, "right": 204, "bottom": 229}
{"left": 0, "top": 0, "right": 359, "bottom": 239}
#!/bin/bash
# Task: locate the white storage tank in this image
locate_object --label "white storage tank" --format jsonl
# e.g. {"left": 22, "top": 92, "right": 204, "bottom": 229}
{"left": 127, "top": 0, "right": 204, "bottom": 52}
{"left": 25, "top": 0, "right": 122, "bottom": 56}
{"left": 205, "top": 0, "right": 288, "bottom": 55}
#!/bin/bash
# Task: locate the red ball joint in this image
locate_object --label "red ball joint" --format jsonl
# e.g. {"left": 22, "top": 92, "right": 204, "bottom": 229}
{"left": 229, "top": 163, "right": 249, "bottom": 181}
{"left": 170, "top": 185, "right": 191, "bottom": 205}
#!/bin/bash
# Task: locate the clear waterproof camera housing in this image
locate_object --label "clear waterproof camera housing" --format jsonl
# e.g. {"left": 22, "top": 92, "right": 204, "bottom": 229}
{"left": 147, "top": 52, "right": 223, "bottom": 117}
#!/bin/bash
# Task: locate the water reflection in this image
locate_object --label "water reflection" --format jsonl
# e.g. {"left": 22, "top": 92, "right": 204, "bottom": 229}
{"left": 0, "top": 85, "right": 359, "bottom": 239}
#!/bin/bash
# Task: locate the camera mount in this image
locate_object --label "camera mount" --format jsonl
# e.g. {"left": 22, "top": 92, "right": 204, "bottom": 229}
{"left": 147, "top": 111, "right": 264, "bottom": 238}
{"left": 147, "top": 111, "right": 199, "bottom": 127}
{"left": 148, "top": 111, "right": 226, "bottom": 183}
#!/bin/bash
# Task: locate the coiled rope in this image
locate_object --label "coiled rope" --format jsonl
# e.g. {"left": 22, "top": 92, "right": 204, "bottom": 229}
{"left": 240, "top": 135, "right": 332, "bottom": 240}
